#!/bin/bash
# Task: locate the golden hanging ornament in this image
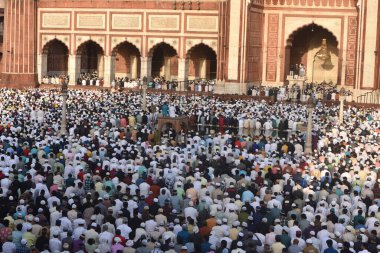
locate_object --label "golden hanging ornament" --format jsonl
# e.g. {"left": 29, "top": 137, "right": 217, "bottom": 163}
{"left": 315, "top": 39, "right": 331, "bottom": 62}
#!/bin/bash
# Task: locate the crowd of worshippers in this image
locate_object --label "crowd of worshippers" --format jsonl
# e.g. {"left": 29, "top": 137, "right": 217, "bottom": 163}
{"left": 187, "top": 80, "right": 215, "bottom": 93}
{"left": 247, "top": 87, "right": 280, "bottom": 97}
{"left": 286, "top": 83, "right": 354, "bottom": 103}
{"left": 148, "top": 77, "right": 178, "bottom": 91}
{"left": 147, "top": 78, "right": 215, "bottom": 92}
{"left": 77, "top": 72, "right": 104, "bottom": 86}
{"left": 110, "top": 77, "right": 215, "bottom": 93}
{"left": 112, "top": 78, "right": 139, "bottom": 89}
{"left": 247, "top": 83, "right": 354, "bottom": 103}
{"left": 302, "top": 82, "right": 354, "bottom": 100}
{"left": 0, "top": 88, "right": 379, "bottom": 253}
{"left": 111, "top": 77, "right": 179, "bottom": 91}
{"left": 41, "top": 76, "right": 68, "bottom": 85}
{"left": 247, "top": 86, "right": 295, "bottom": 102}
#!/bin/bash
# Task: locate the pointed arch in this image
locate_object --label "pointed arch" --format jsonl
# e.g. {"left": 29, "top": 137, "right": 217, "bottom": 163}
{"left": 111, "top": 40, "right": 141, "bottom": 56}
{"left": 76, "top": 39, "right": 104, "bottom": 55}
{"left": 286, "top": 23, "right": 339, "bottom": 48}
{"left": 42, "top": 38, "right": 69, "bottom": 54}
{"left": 76, "top": 40, "right": 105, "bottom": 76}
{"left": 147, "top": 42, "right": 178, "bottom": 58}
{"left": 112, "top": 41, "right": 141, "bottom": 79}
{"left": 149, "top": 42, "right": 178, "bottom": 80}
{"left": 42, "top": 39, "right": 69, "bottom": 75}
{"left": 186, "top": 43, "right": 217, "bottom": 80}
{"left": 284, "top": 23, "right": 340, "bottom": 84}
{"left": 186, "top": 42, "right": 217, "bottom": 59}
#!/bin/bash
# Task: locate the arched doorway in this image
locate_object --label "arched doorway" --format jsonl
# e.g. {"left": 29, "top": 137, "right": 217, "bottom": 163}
{"left": 112, "top": 42, "right": 141, "bottom": 80}
{"left": 149, "top": 42, "right": 178, "bottom": 80}
{"left": 187, "top": 43, "right": 217, "bottom": 80}
{"left": 43, "top": 39, "right": 69, "bottom": 75}
{"left": 77, "top": 40, "right": 104, "bottom": 77}
{"left": 285, "top": 24, "right": 339, "bottom": 84}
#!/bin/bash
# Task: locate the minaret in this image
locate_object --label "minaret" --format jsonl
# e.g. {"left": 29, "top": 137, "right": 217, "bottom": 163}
{"left": 1, "top": 0, "right": 37, "bottom": 87}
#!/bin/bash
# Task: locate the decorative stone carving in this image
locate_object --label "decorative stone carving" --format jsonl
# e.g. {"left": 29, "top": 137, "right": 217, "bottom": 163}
{"left": 42, "top": 13, "right": 70, "bottom": 29}
{"left": 76, "top": 13, "right": 105, "bottom": 29}
{"left": 185, "top": 39, "right": 217, "bottom": 56}
{"left": 149, "top": 15, "right": 180, "bottom": 31}
{"left": 147, "top": 37, "right": 179, "bottom": 55}
{"left": 111, "top": 14, "right": 142, "bottom": 30}
{"left": 41, "top": 34, "right": 70, "bottom": 53}
{"left": 186, "top": 16, "right": 218, "bottom": 32}
{"left": 110, "top": 36, "right": 142, "bottom": 54}
{"left": 75, "top": 35, "right": 105, "bottom": 53}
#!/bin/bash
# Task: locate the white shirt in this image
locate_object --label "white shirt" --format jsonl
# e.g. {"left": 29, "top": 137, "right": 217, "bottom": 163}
{"left": 274, "top": 224, "right": 283, "bottom": 235}
{"left": 117, "top": 224, "right": 132, "bottom": 239}
{"left": 49, "top": 238, "right": 62, "bottom": 252}
{"left": 73, "top": 226, "right": 86, "bottom": 240}
{"left": 2, "top": 241, "right": 16, "bottom": 253}
{"left": 184, "top": 206, "right": 198, "bottom": 221}
{"left": 50, "top": 211, "right": 62, "bottom": 227}
{"left": 265, "top": 232, "right": 276, "bottom": 245}
{"left": 99, "top": 231, "right": 114, "bottom": 245}
{"left": 1, "top": 178, "right": 11, "bottom": 190}
{"left": 145, "top": 220, "right": 157, "bottom": 233}
{"left": 60, "top": 216, "right": 72, "bottom": 231}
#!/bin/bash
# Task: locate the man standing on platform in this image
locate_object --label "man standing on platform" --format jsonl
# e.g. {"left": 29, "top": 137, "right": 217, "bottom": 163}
{"left": 162, "top": 102, "right": 169, "bottom": 117}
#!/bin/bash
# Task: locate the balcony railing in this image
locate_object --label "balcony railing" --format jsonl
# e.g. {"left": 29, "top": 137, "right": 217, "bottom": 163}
{"left": 356, "top": 90, "right": 380, "bottom": 105}
{"left": 263, "top": 0, "right": 356, "bottom": 8}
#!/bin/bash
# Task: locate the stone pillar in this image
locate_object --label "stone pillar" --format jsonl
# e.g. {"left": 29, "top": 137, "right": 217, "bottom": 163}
{"left": 284, "top": 46, "right": 291, "bottom": 80}
{"left": 68, "top": 55, "right": 81, "bottom": 86}
{"left": 1, "top": 0, "right": 37, "bottom": 87}
{"left": 339, "top": 96, "right": 345, "bottom": 125}
{"left": 164, "top": 57, "right": 171, "bottom": 80}
{"left": 37, "top": 54, "right": 48, "bottom": 84}
{"left": 103, "top": 55, "right": 115, "bottom": 87}
{"left": 98, "top": 54, "right": 104, "bottom": 78}
{"left": 199, "top": 58, "right": 207, "bottom": 79}
{"left": 178, "top": 58, "right": 189, "bottom": 91}
{"left": 142, "top": 77, "right": 147, "bottom": 111}
{"left": 130, "top": 56, "right": 138, "bottom": 79}
{"left": 140, "top": 57, "right": 152, "bottom": 79}
{"left": 358, "top": 0, "right": 379, "bottom": 90}
{"left": 305, "top": 106, "right": 314, "bottom": 155}
{"left": 60, "top": 84, "right": 68, "bottom": 136}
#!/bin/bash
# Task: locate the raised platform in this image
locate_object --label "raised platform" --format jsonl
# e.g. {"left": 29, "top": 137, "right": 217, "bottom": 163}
{"left": 286, "top": 76, "right": 307, "bottom": 87}
{"left": 157, "top": 116, "right": 189, "bottom": 133}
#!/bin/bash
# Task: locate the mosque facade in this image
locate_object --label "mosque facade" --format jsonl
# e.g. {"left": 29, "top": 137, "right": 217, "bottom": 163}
{"left": 0, "top": 0, "right": 379, "bottom": 94}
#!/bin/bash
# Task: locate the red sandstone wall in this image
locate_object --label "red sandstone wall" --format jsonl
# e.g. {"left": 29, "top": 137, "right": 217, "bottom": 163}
{"left": 2, "top": 0, "right": 37, "bottom": 86}
{"left": 264, "top": 0, "right": 356, "bottom": 7}
{"left": 246, "top": 6, "right": 264, "bottom": 83}
{"left": 37, "top": 0, "right": 219, "bottom": 11}
{"left": 170, "top": 56, "right": 178, "bottom": 77}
